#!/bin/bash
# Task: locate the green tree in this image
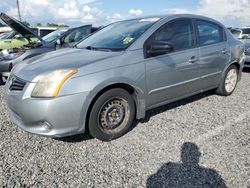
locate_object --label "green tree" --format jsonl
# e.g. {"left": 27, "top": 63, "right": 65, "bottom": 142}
{"left": 36, "top": 23, "right": 42, "bottom": 27}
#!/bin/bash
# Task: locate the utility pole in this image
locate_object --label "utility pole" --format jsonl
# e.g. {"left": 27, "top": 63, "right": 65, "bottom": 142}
{"left": 17, "top": 0, "right": 22, "bottom": 21}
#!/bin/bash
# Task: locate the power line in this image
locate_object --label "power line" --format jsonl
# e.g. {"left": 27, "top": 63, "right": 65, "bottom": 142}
{"left": 17, "top": 0, "right": 22, "bottom": 21}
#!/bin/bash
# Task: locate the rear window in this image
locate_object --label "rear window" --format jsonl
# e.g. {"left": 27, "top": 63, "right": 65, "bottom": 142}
{"left": 197, "top": 20, "right": 225, "bottom": 46}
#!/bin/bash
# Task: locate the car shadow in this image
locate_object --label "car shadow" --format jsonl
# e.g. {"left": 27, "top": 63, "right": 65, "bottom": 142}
{"left": 55, "top": 133, "right": 94, "bottom": 143}
{"left": 146, "top": 142, "right": 227, "bottom": 188}
{"left": 58, "top": 90, "right": 214, "bottom": 143}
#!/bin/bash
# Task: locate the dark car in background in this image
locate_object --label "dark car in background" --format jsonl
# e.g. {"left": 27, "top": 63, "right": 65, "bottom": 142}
{"left": 0, "top": 13, "right": 99, "bottom": 83}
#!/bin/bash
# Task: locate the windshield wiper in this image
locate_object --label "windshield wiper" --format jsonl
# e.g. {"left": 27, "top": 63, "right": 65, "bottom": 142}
{"left": 85, "top": 46, "right": 112, "bottom": 52}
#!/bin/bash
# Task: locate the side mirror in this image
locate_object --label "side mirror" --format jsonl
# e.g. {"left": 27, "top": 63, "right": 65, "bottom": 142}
{"left": 56, "top": 39, "right": 61, "bottom": 46}
{"left": 148, "top": 41, "right": 173, "bottom": 57}
{"left": 36, "top": 40, "right": 43, "bottom": 47}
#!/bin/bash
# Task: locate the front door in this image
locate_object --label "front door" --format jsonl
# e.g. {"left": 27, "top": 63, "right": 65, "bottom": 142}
{"left": 144, "top": 19, "right": 201, "bottom": 108}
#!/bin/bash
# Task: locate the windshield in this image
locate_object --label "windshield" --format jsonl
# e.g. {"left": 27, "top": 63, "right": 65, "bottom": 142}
{"left": 77, "top": 18, "right": 159, "bottom": 51}
{"left": 242, "top": 28, "right": 250, "bottom": 34}
{"left": 42, "top": 29, "right": 67, "bottom": 43}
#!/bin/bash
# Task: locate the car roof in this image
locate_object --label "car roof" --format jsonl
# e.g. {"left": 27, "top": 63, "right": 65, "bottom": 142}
{"left": 118, "top": 14, "right": 225, "bottom": 27}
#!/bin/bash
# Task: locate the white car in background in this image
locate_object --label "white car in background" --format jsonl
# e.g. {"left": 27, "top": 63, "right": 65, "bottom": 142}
{"left": 0, "top": 26, "right": 12, "bottom": 34}
{"left": 228, "top": 27, "right": 250, "bottom": 68}
{"left": 239, "top": 26, "right": 250, "bottom": 39}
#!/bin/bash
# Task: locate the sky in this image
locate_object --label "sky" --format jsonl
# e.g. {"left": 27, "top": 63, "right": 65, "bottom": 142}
{"left": 1, "top": 0, "right": 250, "bottom": 27}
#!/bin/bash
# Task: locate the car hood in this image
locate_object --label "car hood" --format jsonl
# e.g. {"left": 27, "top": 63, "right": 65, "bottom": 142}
{"left": 0, "top": 13, "right": 42, "bottom": 41}
{"left": 12, "top": 48, "right": 123, "bottom": 82}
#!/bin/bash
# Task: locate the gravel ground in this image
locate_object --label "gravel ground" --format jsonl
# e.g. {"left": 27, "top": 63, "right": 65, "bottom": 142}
{"left": 0, "top": 71, "right": 249, "bottom": 188}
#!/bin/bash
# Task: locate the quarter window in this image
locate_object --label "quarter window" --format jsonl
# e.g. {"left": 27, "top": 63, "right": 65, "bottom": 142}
{"left": 197, "top": 20, "right": 224, "bottom": 46}
{"left": 151, "top": 19, "right": 195, "bottom": 52}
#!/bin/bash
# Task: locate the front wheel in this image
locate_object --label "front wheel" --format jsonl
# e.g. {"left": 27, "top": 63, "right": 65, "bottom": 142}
{"left": 216, "top": 65, "right": 239, "bottom": 96}
{"left": 88, "top": 88, "right": 135, "bottom": 141}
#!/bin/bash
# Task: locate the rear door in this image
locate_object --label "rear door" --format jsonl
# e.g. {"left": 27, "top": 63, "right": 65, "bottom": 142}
{"left": 144, "top": 19, "right": 201, "bottom": 108}
{"left": 196, "top": 19, "right": 230, "bottom": 89}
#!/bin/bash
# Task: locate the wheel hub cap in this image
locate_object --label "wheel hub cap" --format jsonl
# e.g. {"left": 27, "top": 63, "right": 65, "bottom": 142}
{"left": 99, "top": 98, "right": 128, "bottom": 130}
{"left": 225, "top": 69, "right": 238, "bottom": 93}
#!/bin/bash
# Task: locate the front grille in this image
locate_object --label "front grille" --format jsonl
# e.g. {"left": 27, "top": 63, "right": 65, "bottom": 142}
{"left": 9, "top": 77, "right": 26, "bottom": 91}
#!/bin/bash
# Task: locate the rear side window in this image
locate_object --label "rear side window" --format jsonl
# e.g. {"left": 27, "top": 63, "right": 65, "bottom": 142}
{"left": 152, "top": 19, "right": 195, "bottom": 51}
{"left": 64, "top": 27, "right": 91, "bottom": 43}
{"left": 197, "top": 20, "right": 225, "bottom": 46}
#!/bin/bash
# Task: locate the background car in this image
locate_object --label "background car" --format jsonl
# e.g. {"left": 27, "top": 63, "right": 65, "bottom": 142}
{"left": 238, "top": 26, "right": 250, "bottom": 39}
{"left": 0, "top": 22, "right": 12, "bottom": 34}
{"left": 5, "top": 14, "right": 244, "bottom": 141}
{"left": 242, "top": 37, "right": 250, "bottom": 68}
{"left": 0, "top": 30, "right": 36, "bottom": 51}
{"left": 228, "top": 27, "right": 250, "bottom": 68}
{"left": 0, "top": 13, "right": 57, "bottom": 51}
{"left": 32, "top": 27, "right": 58, "bottom": 38}
{"left": 0, "top": 24, "right": 99, "bottom": 83}
{"left": 227, "top": 27, "right": 242, "bottom": 38}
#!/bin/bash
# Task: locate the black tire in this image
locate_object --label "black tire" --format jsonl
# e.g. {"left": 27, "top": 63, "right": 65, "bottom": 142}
{"left": 0, "top": 74, "right": 4, "bottom": 86}
{"left": 216, "top": 65, "right": 239, "bottom": 96}
{"left": 88, "top": 88, "right": 135, "bottom": 141}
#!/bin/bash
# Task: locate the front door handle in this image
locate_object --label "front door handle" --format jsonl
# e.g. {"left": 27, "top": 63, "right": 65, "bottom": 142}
{"left": 189, "top": 56, "right": 198, "bottom": 63}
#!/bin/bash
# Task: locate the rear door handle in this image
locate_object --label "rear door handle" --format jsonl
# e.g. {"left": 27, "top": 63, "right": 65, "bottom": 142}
{"left": 189, "top": 56, "right": 198, "bottom": 63}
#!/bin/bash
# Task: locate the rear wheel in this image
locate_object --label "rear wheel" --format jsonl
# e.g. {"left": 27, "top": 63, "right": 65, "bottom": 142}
{"left": 88, "top": 88, "right": 135, "bottom": 141}
{"left": 216, "top": 65, "right": 238, "bottom": 96}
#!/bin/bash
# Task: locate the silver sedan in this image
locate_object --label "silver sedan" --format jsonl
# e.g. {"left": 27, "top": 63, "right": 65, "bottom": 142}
{"left": 5, "top": 14, "right": 245, "bottom": 141}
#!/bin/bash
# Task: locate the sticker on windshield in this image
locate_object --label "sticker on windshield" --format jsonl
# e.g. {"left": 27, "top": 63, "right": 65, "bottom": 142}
{"left": 139, "top": 18, "right": 160, "bottom": 22}
{"left": 123, "top": 37, "right": 134, "bottom": 45}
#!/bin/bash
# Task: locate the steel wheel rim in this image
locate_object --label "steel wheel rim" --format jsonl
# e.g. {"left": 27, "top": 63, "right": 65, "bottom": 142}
{"left": 98, "top": 97, "right": 130, "bottom": 132}
{"left": 225, "top": 69, "right": 238, "bottom": 93}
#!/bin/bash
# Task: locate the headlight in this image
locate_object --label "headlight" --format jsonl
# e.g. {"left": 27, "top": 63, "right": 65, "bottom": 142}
{"left": 31, "top": 69, "right": 78, "bottom": 98}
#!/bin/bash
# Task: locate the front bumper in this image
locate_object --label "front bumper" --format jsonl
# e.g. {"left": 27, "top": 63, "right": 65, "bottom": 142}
{"left": 5, "top": 80, "right": 89, "bottom": 137}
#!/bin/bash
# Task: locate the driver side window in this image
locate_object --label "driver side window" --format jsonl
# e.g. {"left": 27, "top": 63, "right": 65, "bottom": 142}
{"left": 147, "top": 19, "right": 195, "bottom": 57}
